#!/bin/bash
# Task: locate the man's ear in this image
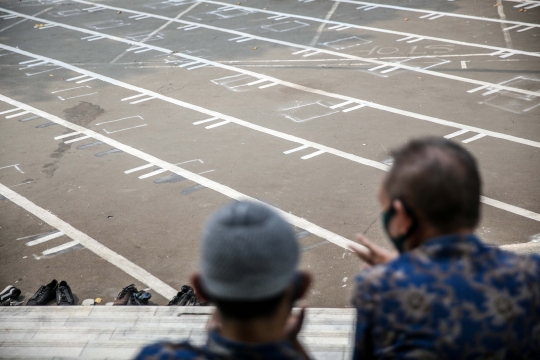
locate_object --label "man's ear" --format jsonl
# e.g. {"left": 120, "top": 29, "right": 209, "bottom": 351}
{"left": 296, "top": 271, "right": 312, "bottom": 301}
{"left": 392, "top": 199, "right": 413, "bottom": 236}
{"left": 191, "top": 273, "right": 210, "bottom": 303}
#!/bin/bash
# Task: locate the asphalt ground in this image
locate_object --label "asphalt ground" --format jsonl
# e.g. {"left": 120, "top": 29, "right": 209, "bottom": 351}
{"left": 0, "top": 0, "right": 539, "bottom": 307}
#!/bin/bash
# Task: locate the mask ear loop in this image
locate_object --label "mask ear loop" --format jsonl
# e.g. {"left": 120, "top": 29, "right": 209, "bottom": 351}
{"left": 290, "top": 273, "right": 303, "bottom": 306}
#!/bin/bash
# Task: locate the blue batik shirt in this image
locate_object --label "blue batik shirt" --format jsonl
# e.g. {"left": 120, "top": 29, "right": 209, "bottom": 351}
{"left": 352, "top": 234, "right": 540, "bottom": 360}
{"left": 135, "top": 330, "right": 307, "bottom": 360}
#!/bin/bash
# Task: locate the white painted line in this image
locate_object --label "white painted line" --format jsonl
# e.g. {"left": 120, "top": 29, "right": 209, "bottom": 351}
{"left": 139, "top": 168, "right": 167, "bottom": 179}
{"left": 444, "top": 129, "right": 468, "bottom": 139}
{"left": 65, "top": 74, "right": 88, "bottom": 82}
{"left": 61, "top": 0, "right": 540, "bottom": 61}
{"left": 342, "top": 104, "right": 366, "bottom": 112}
{"left": 22, "top": 60, "right": 48, "bottom": 68}
{"left": 292, "top": 49, "right": 311, "bottom": 55}
{"left": 0, "top": 182, "right": 177, "bottom": 299}
{"left": 5, "top": 44, "right": 539, "bottom": 155}
{"left": 335, "top": 0, "right": 540, "bottom": 29}
{"left": 259, "top": 82, "right": 278, "bottom": 89}
{"left": 103, "top": 124, "right": 147, "bottom": 134}
{"left": 462, "top": 133, "right": 487, "bottom": 143}
{"left": 461, "top": 61, "right": 467, "bottom": 69}
{"left": 379, "top": 66, "right": 400, "bottom": 74}
{"left": 5, "top": 110, "right": 30, "bottom": 119}
{"left": 467, "top": 85, "right": 490, "bottom": 93}
{"left": 481, "top": 196, "right": 540, "bottom": 222}
{"left": 19, "top": 59, "right": 41, "bottom": 65}
{"left": 284, "top": 144, "right": 310, "bottom": 154}
{"left": 130, "top": 97, "right": 155, "bottom": 104}
{"left": 10, "top": 6, "right": 540, "bottom": 98}
{"left": 127, "top": 46, "right": 145, "bottom": 52}
{"left": 525, "top": 3, "right": 540, "bottom": 9}
{"left": 330, "top": 100, "right": 354, "bottom": 109}
{"left": 205, "top": 120, "right": 230, "bottom": 129}
{"left": 64, "top": 135, "right": 91, "bottom": 144}
{"left": 178, "top": 61, "right": 200, "bottom": 68}
{"left": 197, "top": 170, "right": 215, "bottom": 175}
{"left": 428, "top": 14, "right": 445, "bottom": 20}
{"left": 301, "top": 150, "right": 325, "bottom": 160}
{"left": 26, "top": 231, "right": 65, "bottom": 247}
{"left": 490, "top": 50, "right": 506, "bottom": 56}
{"left": 134, "top": 48, "right": 153, "bottom": 54}
{"left": 503, "top": 24, "right": 521, "bottom": 31}
{"left": 229, "top": 35, "right": 245, "bottom": 41}
{"left": 121, "top": 94, "right": 145, "bottom": 101}
{"left": 246, "top": 79, "right": 267, "bottom": 86}
{"left": 419, "top": 13, "right": 435, "bottom": 19}
{"left": 0, "top": 108, "right": 19, "bottom": 115}
{"left": 59, "top": 92, "right": 98, "bottom": 100}
{"left": 368, "top": 64, "right": 388, "bottom": 71}
{"left": 41, "top": 241, "right": 80, "bottom": 256}
{"left": 517, "top": 26, "right": 535, "bottom": 32}
{"left": 499, "top": 52, "right": 515, "bottom": 58}
{"left": 327, "top": 24, "right": 342, "bottom": 29}
{"left": 303, "top": 51, "right": 321, "bottom": 57}
{"left": 407, "top": 38, "right": 424, "bottom": 43}
{"left": 54, "top": 132, "right": 81, "bottom": 140}
{"left": 193, "top": 117, "right": 219, "bottom": 125}
{"left": 95, "top": 115, "right": 143, "bottom": 126}
{"left": 5, "top": 96, "right": 540, "bottom": 255}
{"left": 0, "top": 164, "right": 24, "bottom": 173}
{"left": 396, "top": 36, "right": 414, "bottom": 42}
{"left": 236, "top": 37, "right": 253, "bottom": 43}
{"left": 187, "top": 63, "right": 208, "bottom": 70}
{"left": 124, "top": 163, "right": 154, "bottom": 174}
{"left": 51, "top": 85, "right": 90, "bottom": 94}
{"left": 76, "top": 77, "right": 96, "bottom": 84}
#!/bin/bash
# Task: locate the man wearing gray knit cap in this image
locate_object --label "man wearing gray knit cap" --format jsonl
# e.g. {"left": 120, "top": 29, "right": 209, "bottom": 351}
{"left": 136, "top": 201, "right": 312, "bottom": 360}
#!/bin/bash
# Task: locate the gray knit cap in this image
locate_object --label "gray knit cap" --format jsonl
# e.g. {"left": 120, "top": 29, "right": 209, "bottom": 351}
{"left": 200, "top": 201, "right": 299, "bottom": 301}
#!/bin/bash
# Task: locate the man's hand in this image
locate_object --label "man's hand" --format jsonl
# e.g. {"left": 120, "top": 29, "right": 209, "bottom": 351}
{"left": 348, "top": 234, "right": 399, "bottom": 267}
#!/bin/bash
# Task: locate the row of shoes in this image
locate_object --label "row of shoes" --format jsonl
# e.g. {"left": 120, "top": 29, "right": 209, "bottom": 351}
{"left": 2, "top": 281, "right": 203, "bottom": 307}
{"left": 1, "top": 280, "right": 75, "bottom": 306}
{"left": 112, "top": 284, "right": 203, "bottom": 306}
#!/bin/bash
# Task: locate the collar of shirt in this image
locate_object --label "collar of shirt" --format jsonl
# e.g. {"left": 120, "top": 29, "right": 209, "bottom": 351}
{"left": 414, "top": 233, "right": 486, "bottom": 259}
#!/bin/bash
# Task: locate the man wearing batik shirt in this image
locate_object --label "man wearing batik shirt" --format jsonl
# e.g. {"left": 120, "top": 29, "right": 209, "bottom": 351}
{"left": 348, "top": 138, "right": 540, "bottom": 359}
{"left": 136, "top": 201, "right": 312, "bottom": 360}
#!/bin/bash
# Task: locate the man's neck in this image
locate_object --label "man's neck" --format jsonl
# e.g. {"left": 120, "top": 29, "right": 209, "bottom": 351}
{"left": 407, "top": 227, "right": 475, "bottom": 250}
{"left": 219, "top": 315, "right": 287, "bottom": 344}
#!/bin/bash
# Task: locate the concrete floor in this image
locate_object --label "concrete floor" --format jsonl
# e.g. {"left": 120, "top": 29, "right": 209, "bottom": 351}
{"left": 0, "top": 0, "right": 539, "bottom": 307}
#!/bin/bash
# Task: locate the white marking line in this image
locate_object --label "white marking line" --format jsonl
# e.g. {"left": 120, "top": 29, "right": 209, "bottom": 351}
{"left": 0, "top": 108, "right": 19, "bottom": 115}
{"left": 130, "top": 97, "right": 155, "bottom": 104}
{"left": 198, "top": 170, "right": 215, "bottom": 175}
{"left": 187, "top": 63, "right": 209, "bottom": 70}
{"left": 333, "top": 0, "right": 540, "bottom": 28}
{"left": 330, "top": 100, "right": 354, "bottom": 109}
{"left": 205, "top": 120, "right": 230, "bottom": 129}
{"left": 64, "top": 135, "right": 91, "bottom": 144}
{"left": 444, "top": 129, "right": 468, "bottom": 139}
{"left": 246, "top": 79, "right": 267, "bottom": 86}
{"left": 284, "top": 144, "right": 310, "bottom": 154}
{"left": 95, "top": 115, "right": 143, "bottom": 126}
{"left": 56, "top": 2, "right": 540, "bottom": 94}
{"left": 103, "top": 124, "right": 147, "bottom": 134}
{"left": 0, "top": 164, "right": 24, "bottom": 174}
{"left": 462, "top": 133, "right": 487, "bottom": 143}
{"left": 259, "top": 83, "right": 278, "bottom": 89}
{"left": 310, "top": 1, "right": 341, "bottom": 46}
{"left": 65, "top": 74, "right": 89, "bottom": 82}
{"left": 125, "top": 163, "right": 154, "bottom": 174}
{"left": 461, "top": 61, "right": 467, "bottom": 69}
{"left": 76, "top": 77, "right": 96, "bottom": 84}
{"left": 139, "top": 168, "right": 166, "bottom": 179}
{"left": 0, "top": 6, "right": 54, "bottom": 34}
{"left": 481, "top": 196, "right": 540, "bottom": 223}
{"left": 51, "top": 85, "right": 91, "bottom": 94}
{"left": 4, "top": 45, "right": 539, "bottom": 159}
{"left": 301, "top": 150, "right": 325, "bottom": 160}
{"left": 193, "top": 117, "right": 220, "bottom": 125}
{"left": 121, "top": 94, "right": 145, "bottom": 101}
{"left": 0, "top": 182, "right": 177, "bottom": 299}
{"left": 41, "top": 241, "right": 80, "bottom": 256}
{"left": 342, "top": 104, "right": 366, "bottom": 112}
{"left": 5, "top": 110, "right": 30, "bottom": 119}
{"left": 58, "top": 92, "right": 97, "bottom": 100}
{"left": 54, "top": 131, "right": 81, "bottom": 140}
{"left": 467, "top": 85, "right": 490, "bottom": 93}
{"left": 26, "top": 231, "right": 65, "bottom": 247}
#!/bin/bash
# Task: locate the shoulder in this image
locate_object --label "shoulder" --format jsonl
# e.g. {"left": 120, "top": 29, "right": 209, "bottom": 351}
{"left": 135, "top": 341, "right": 206, "bottom": 360}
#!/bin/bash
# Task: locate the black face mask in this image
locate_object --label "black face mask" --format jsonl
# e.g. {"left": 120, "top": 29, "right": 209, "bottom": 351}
{"left": 382, "top": 200, "right": 417, "bottom": 253}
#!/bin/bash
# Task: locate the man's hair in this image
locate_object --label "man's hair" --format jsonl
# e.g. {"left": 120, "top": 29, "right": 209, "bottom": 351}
{"left": 384, "top": 137, "right": 481, "bottom": 232}
{"left": 212, "top": 291, "right": 287, "bottom": 321}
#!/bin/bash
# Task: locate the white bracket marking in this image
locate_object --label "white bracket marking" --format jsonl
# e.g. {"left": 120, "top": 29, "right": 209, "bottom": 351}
{"left": 284, "top": 144, "right": 310, "bottom": 154}
{"left": 444, "top": 129, "right": 468, "bottom": 139}
{"left": 301, "top": 150, "right": 325, "bottom": 160}
{"left": 205, "top": 119, "right": 230, "bottom": 129}
{"left": 342, "top": 104, "right": 366, "bottom": 112}
{"left": 462, "top": 133, "right": 487, "bottom": 143}
{"left": 25, "top": 231, "right": 65, "bottom": 247}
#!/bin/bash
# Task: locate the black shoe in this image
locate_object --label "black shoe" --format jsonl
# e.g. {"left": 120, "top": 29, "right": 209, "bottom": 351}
{"left": 128, "top": 290, "right": 151, "bottom": 305}
{"left": 168, "top": 285, "right": 192, "bottom": 306}
{"left": 1, "top": 298, "right": 23, "bottom": 306}
{"left": 113, "top": 284, "right": 138, "bottom": 306}
{"left": 27, "top": 280, "right": 58, "bottom": 306}
{"left": 0, "top": 285, "right": 21, "bottom": 302}
{"left": 56, "top": 280, "right": 75, "bottom": 305}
